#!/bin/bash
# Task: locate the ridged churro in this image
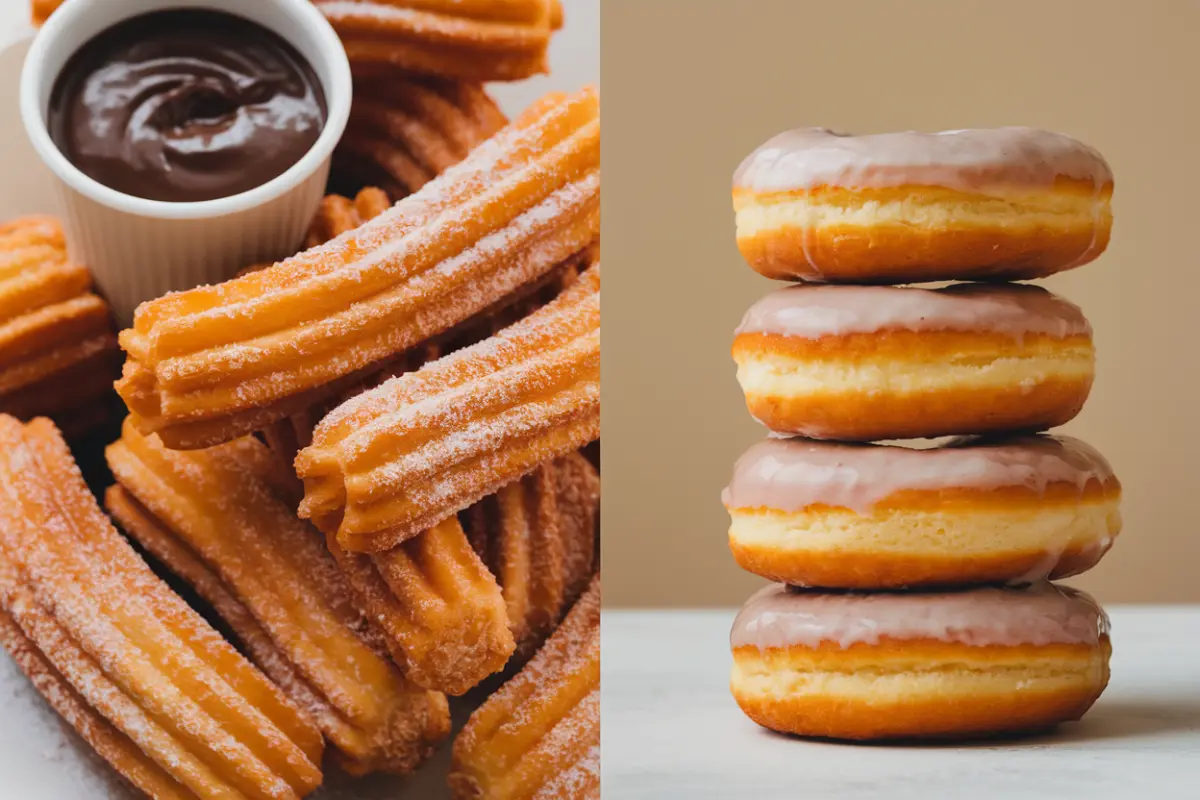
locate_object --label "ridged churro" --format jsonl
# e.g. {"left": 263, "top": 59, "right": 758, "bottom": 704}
{"left": 0, "top": 609, "right": 196, "bottom": 800}
{"left": 450, "top": 574, "right": 600, "bottom": 799}
{"left": 105, "top": 420, "right": 450, "bottom": 776}
{"left": 335, "top": 76, "right": 507, "bottom": 201}
{"left": 0, "top": 415, "right": 324, "bottom": 799}
{"left": 118, "top": 87, "right": 600, "bottom": 450}
{"left": 0, "top": 216, "right": 118, "bottom": 437}
{"left": 305, "top": 187, "right": 394, "bottom": 249}
{"left": 318, "top": 0, "right": 563, "bottom": 82}
{"left": 265, "top": 245, "right": 592, "bottom": 468}
{"left": 464, "top": 453, "right": 599, "bottom": 658}
{"left": 297, "top": 264, "right": 600, "bottom": 553}
{"left": 324, "top": 516, "right": 515, "bottom": 696}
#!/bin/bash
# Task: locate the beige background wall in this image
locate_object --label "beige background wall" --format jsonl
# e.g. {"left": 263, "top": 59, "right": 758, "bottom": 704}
{"left": 601, "top": 0, "right": 1200, "bottom": 606}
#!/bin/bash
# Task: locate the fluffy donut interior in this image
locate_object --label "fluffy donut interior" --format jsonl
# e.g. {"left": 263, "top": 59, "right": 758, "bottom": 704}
{"left": 732, "top": 639, "right": 1109, "bottom": 705}
{"left": 734, "top": 185, "right": 1112, "bottom": 238}
{"left": 729, "top": 491, "right": 1121, "bottom": 558}
{"left": 734, "top": 336, "right": 1094, "bottom": 397}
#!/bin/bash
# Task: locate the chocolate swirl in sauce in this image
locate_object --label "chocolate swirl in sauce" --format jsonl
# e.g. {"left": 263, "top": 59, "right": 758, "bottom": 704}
{"left": 48, "top": 10, "right": 328, "bottom": 203}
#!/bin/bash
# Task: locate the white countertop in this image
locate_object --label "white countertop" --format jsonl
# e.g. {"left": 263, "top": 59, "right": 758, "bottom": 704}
{"left": 602, "top": 607, "right": 1200, "bottom": 799}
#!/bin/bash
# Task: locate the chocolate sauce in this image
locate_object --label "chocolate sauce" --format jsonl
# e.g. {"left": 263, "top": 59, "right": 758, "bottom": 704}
{"left": 48, "top": 9, "right": 328, "bottom": 202}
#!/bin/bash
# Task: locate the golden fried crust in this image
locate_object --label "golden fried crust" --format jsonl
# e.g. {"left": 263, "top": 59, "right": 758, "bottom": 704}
{"left": 474, "top": 465, "right": 562, "bottom": 660}
{"left": 733, "top": 183, "right": 1112, "bottom": 283}
{"left": 118, "top": 88, "right": 600, "bottom": 450}
{"left": 102, "top": 488, "right": 337, "bottom": 758}
{"left": 304, "top": 188, "right": 394, "bottom": 249}
{"left": 336, "top": 77, "right": 507, "bottom": 200}
{"left": 0, "top": 609, "right": 194, "bottom": 799}
{"left": 729, "top": 483, "right": 1121, "bottom": 588}
{"left": 35, "top": 0, "right": 564, "bottom": 77}
{"left": 263, "top": 343, "right": 438, "bottom": 475}
{"left": 0, "top": 216, "right": 118, "bottom": 437}
{"left": 466, "top": 453, "right": 599, "bottom": 660}
{"left": 238, "top": 188, "right": 394, "bottom": 274}
{"left": 30, "top": 0, "right": 57, "bottom": 24}
{"left": 731, "top": 637, "right": 1111, "bottom": 740}
{"left": 735, "top": 328, "right": 1091, "bottom": 360}
{"left": 733, "top": 330, "right": 1094, "bottom": 440}
{"left": 730, "top": 540, "right": 1113, "bottom": 589}
{"left": 264, "top": 213, "right": 589, "bottom": 469}
{"left": 298, "top": 265, "right": 600, "bottom": 553}
{"left": 450, "top": 575, "right": 600, "bottom": 800}
{"left": 0, "top": 415, "right": 323, "bottom": 798}
{"left": 554, "top": 452, "right": 600, "bottom": 608}
{"left": 318, "top": 0, "right": 562, "bottom": 82}
{"left": 105, "top": 419, "right": 450, "bottom": 776}
{"left": 743, "top": 378, "right": 1090, "bottom": 441}
{"left": 324, "top": 517, "right": 515, "bottom": 696}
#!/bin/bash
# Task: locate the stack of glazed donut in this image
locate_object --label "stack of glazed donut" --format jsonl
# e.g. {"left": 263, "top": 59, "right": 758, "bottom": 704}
{"left": 724, "top": 127, "right": 1120, "bottom": 740}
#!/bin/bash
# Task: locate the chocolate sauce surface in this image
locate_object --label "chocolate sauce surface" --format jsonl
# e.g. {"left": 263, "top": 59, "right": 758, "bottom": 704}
{"left": 48, "top": 9, "right": 328, "bottom": 202}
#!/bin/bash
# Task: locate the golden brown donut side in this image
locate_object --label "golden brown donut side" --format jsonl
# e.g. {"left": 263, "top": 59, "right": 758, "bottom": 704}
{"left": 734, "top": 182, "right": 1112, "bottom": 283}
{"left": 733, "top": 330, "right": 1095, "bottom": 440}
{"left": 729, "top": 482, "right": 1121, "bottom": 588}
{"left": 731, "top": 637, "right": 1111, "bottom": 740}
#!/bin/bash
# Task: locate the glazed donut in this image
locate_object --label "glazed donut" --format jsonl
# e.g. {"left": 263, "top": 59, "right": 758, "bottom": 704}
{"left": 730, "top": 582, "right": 1111, "bottom": 740}
{"left": 732, "top": 282, "right": 1094, "bottom": 440}
{"left": 724, "top": 435, "right": 1121, "bottom": 588}
{"left": 733, "top": 127, "right": 1113, "bottom": 284}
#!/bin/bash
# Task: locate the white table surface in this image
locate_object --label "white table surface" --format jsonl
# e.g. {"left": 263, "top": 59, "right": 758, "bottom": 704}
{"left": 602, "top": 607, "right": 1200, "bottom": 799}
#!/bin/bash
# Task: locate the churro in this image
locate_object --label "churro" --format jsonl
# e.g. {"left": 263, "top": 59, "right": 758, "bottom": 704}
{"left": 0, "top": 414, "right": 324, "bottom": 798}
{"left": 450, "top": 574, "right": 600, "bottom": 799}
{"left": 105, "top": 420, "right": 450, "bottom": 776}
{"left": 304, "top": 187, "right": 394, "bottom": 249}
{"left": 0, "top": 216, "right": 118, "bottom": 437}
{"left": 324, "top": 515, "right": 515, "bottom": 696}
{"left": 464, "top": 453, "right": 599, "bottom": 657}
{"left": 265, "top": 245, "right": 591, "bottom": 467}
{"left": 0, "top": 609, "right": 194, "bottom": 799}
{"left": 317, "top": 0, "right": 563, "bottom": 82}
{"left": 297, "top": 264, "right": 600, "bottom": 553}
{"left": 30, "top": 0, "right": 56, "bottom": 24}
{"left": 334, "top": 76, "right": 507, "bottom": 200}
{"left": 117, "top": 87, "right": 600, "bottom": 450}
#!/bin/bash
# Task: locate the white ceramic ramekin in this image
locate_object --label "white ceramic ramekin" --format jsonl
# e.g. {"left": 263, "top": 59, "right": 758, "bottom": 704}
{"left": 20, "top": 0, "right": 352, "bottom": 325}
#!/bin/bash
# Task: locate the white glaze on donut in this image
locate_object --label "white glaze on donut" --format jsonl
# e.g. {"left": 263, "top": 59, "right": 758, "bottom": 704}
{"left": 735, "top": 282, "right": 1091, "bottom": 341}
{"left": 722, "top": 434, "right": 1116, "bottom": 513}
{"left": 733, "top": 127, "right": 1113, "bottom": 194}
{"left": 730, "top": 582, "right": 1109, "bottom": 650}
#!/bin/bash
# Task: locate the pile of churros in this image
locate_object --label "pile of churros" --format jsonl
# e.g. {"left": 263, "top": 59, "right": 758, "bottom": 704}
{"left": 0, "top": 216, "right": 119, "bottom": 438}
{"left": 1, "top": 2, "right": 599, "bottom": 797}
{"left": 724, "top": 127, "right": 1119, "bottom": 740}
